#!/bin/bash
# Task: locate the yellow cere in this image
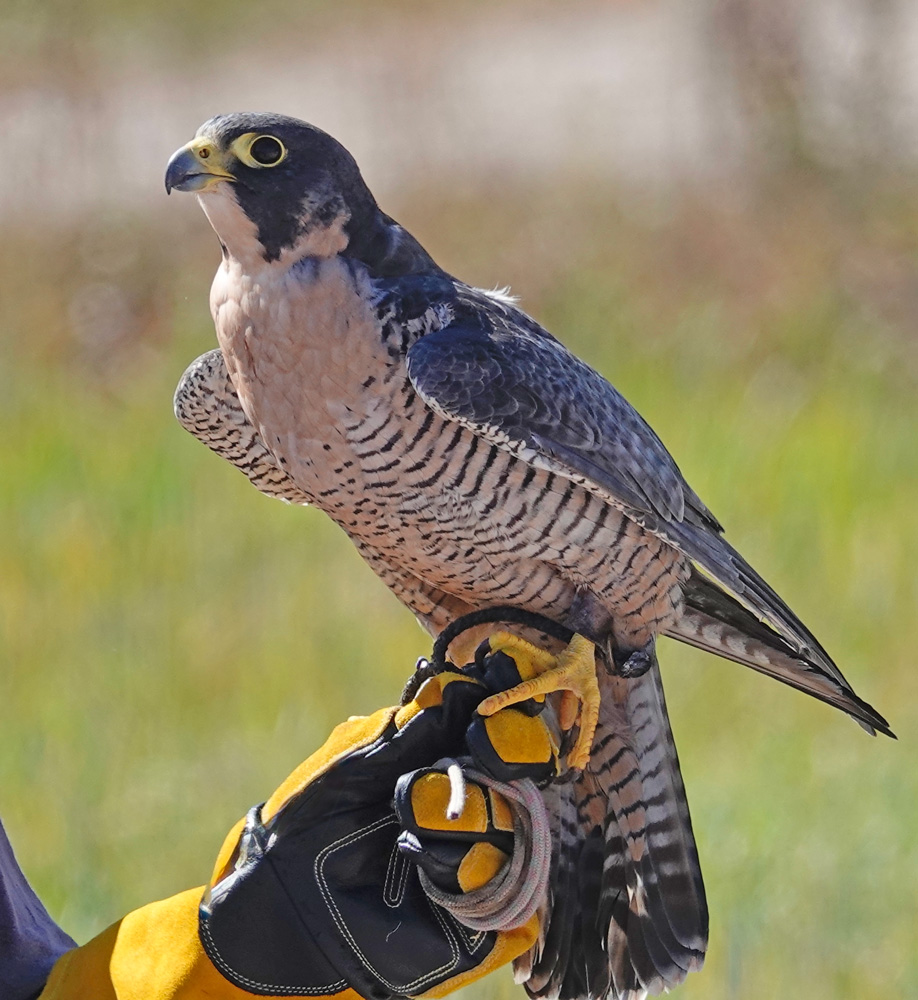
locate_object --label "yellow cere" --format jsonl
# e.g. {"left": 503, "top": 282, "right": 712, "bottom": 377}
{"left": 180, "top": 136, "right": 236, "bottom": 188}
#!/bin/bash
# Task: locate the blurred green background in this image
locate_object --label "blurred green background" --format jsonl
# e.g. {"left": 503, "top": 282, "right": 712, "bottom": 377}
{"left": 1, "top": 1, "right": 916, "bottom": 998}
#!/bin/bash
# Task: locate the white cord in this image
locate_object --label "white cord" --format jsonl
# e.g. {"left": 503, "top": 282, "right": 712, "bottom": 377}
{"left": 445, "top": 762, "right": 467, "bottom": 821}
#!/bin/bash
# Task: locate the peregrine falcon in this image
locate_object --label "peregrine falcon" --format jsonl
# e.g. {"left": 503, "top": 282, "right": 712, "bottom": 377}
{"left": 166, "top": 114, "right": 891, "bottom": 1000}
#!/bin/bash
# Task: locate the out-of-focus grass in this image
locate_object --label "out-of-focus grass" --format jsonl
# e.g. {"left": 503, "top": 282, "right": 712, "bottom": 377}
{"left": 1, "top": 180, "right": 916, "bottom": 1000}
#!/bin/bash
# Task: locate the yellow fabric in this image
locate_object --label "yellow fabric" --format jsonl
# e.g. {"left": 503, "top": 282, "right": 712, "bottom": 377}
{"left": 483, "top": 710, "right": 555, "bottom": 765}
{"left": 263, "top": 706, "right": 396, "bottom": 822}
{"left": 456, "top": 843, "right": 508, "bottom": 893}
{"left": 393, "top": 699, "right": 425, "bottom": 728}
{"left": 39, "top": 886, "right": 366, "bottom": 1000}
{"left": 418, "top": 913, "right": 540, "bottom": 998}
{"left": 488, "top": 789, "right": 514, "bottom": 833}
{"left": 37, "top": 880, "right": 532, "bottom": 1000}
{"left": 211, "top": 815, "right": 248, "bottom": 885}
{"left": 395, "top": 673, "right": 481, "bottom": 728}
{"left": 411, "top": 774, "right": 489, "bottom": 833}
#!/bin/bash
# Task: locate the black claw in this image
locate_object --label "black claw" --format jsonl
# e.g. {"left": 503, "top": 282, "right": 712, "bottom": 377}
{"left": 612, "top": 643, "right": 655, "bottom": 678}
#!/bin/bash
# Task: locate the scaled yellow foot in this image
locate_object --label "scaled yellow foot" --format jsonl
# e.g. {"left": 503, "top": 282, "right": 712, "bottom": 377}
{"left": 477, "top": 632, "right": 599, "bottom": 770}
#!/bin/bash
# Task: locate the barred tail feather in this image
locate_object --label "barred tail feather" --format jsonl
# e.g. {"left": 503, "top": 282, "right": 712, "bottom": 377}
{"left": 516, "top": 657, "right": 708, "bottom": 1000}
{"left": 518, "top": 778, "right": 580, "bottom": 998}
{"left": 618, "top": 665, "right": 707, "bottom": 980}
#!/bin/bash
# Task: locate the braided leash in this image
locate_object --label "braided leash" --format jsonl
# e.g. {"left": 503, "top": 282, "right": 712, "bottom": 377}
{"left": 417, "top": 762, "right": 552, "bottom": 933}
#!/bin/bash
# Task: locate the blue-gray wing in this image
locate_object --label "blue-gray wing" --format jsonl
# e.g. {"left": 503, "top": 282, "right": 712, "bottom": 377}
{"left": 406, "top": 315, "right": 719, "bottom": 530}
{"left": 405, "top": 309, "right": 843, "bottom": 680}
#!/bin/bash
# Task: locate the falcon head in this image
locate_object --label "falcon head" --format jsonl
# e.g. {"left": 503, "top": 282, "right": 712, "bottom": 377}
{"left": 165, "top": 113, "right": 377, "bottom": 264}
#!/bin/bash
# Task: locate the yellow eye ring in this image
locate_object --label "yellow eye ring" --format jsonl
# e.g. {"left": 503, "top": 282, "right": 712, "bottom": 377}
{"left": 239, "top": 134, "right": 287, "bottom": 168}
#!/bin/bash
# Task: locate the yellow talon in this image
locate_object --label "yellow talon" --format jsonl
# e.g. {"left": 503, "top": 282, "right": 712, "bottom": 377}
{"left": 478, "top": 632, "right": 600, "bottom": 771}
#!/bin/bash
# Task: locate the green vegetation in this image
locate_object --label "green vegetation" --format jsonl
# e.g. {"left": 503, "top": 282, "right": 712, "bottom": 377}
{"left": 2, "top": 176, "right": 916, "bottom": 1000}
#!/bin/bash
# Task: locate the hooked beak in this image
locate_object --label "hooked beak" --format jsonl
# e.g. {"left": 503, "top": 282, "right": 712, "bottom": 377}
{"left": 165, "top": 138, "right": 235, "bottom": 194}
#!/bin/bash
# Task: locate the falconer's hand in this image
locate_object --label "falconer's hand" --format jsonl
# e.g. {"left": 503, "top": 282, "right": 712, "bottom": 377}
{"left": 31, "top": 639, "right": 558, "bottom": 1000}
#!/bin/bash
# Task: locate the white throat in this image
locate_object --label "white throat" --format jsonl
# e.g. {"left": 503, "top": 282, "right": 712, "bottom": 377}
{"left": 197, "top": 186, "right": 267, "bottom": 272}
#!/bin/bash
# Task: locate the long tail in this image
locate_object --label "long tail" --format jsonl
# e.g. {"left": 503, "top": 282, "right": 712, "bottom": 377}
{"left": 667, "top": 568, "right": 893, "bottom": 737}
{"left": 516, "top": 659, "right": 708, "bottom": 999}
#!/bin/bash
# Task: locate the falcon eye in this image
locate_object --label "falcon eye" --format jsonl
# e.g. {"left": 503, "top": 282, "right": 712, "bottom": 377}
{"left": 249, "top": 135, "right": 286, "bottom": 166}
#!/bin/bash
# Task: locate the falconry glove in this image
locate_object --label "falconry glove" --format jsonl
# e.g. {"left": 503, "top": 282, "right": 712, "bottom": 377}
{"left": 36, "top": 644, "right": 558, "bottom": 1000}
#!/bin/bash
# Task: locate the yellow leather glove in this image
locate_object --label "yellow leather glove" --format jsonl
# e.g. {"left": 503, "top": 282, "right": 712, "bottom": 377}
{"left": 39, "top": 643, "right": 558, "bottom": 1000}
